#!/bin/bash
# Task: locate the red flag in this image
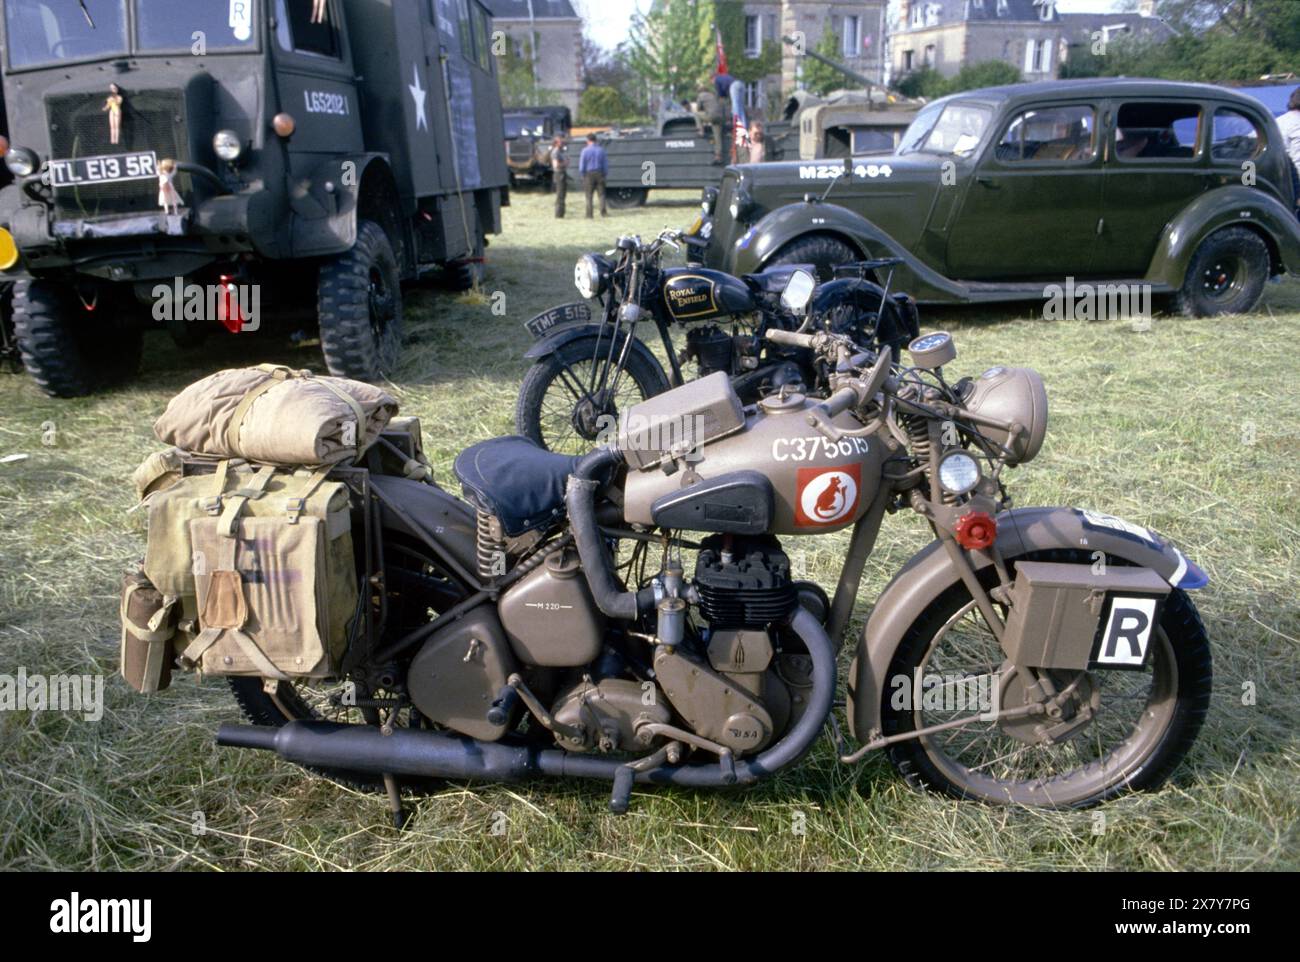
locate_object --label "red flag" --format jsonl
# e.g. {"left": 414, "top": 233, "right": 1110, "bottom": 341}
{"left": 715, "top": 26, "right": 728, "bottom": 75}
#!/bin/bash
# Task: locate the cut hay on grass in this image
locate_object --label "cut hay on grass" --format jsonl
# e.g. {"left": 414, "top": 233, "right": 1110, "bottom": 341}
{"left": 0, "top": 189, "right": 1296, "bottom": 870}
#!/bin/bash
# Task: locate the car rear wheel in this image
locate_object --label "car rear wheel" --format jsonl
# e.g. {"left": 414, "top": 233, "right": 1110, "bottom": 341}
{"left": 606, "top": 187, "right": 648, "bottom": 209}
{"left": 1173, "top": 226, "right": 1269, "bottom": 318}
{"left": 318, "top": 219, "right": 403, "bottom": 382}
{"left": 769, "top": 234, "right": 858, "bottom": 282}
{"left": 13, "top": 279, "right": 142, "bottom": 397}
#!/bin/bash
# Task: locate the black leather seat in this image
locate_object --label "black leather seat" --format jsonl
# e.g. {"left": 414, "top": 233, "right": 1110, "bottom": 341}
{"left": 453, "top": 436, "right": 579, "bottom": 536}
{"left": 741, "top": 263, "right": 816, "bottom": 294}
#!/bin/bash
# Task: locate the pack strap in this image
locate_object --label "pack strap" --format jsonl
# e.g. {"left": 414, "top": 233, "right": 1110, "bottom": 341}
{"left": 217, "top": 464, "right": 276, "bottom": 538}
{"left": 179, "top": 627, "right": 291, "bottom": 681}
{"left": 311, "top": 378, "right": 368, "bottom": 460}
{"left": 120, "top": 582, "right": 177, "bottom": 644}
{"left": 286, "top": 466, "right": 333, "bottom": 523}
{"left": 224, "top": 367, "right": 296, "bottom": 454}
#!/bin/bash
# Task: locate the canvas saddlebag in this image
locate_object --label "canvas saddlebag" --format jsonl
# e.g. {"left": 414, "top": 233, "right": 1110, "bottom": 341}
{"left": 139, "top": 458, "right": 359, "bottom": 680}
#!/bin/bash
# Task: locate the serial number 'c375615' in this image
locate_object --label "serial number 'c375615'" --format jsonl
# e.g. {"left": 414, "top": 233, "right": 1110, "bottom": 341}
{"left": 772, "top": 435, "right": 873, "bottom": 462}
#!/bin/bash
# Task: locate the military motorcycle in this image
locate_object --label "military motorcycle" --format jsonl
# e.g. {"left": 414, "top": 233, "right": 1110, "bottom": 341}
{"left": 207, "top": 270, "right": 1211, "bottom": 817}
{"left": 515, "top": 227, "right": 919, "bottom": 453}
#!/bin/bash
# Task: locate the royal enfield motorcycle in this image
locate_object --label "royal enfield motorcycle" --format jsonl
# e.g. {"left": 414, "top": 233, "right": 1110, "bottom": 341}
{"left": 514, "top": 227, "right": 919, "bottom": 453}
{"left": 206, "top": 271, "right": 1211, "bottom": 817}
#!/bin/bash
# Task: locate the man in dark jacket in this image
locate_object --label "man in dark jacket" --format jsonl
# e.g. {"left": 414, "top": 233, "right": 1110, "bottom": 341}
{"left": 549, "top": 136, "right": 568, "bottom": 218}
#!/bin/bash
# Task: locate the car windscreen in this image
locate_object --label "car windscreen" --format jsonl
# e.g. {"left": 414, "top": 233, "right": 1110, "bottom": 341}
{"left": 504, "top": 118, "right": 545, "bottom": 138}
{"left": 137, "top": 0, "right": 257, "bottom": 51}
{"left": 5, "top": 0, "right": 128, "bottom": 69}
{"left": 898, "top": 101, "right": 993, "bottom": 158}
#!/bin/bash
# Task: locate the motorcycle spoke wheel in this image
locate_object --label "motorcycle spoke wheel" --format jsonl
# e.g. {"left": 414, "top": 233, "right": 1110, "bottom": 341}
{"left": 911, "top": 600, "right": 1174, "bottom": 804}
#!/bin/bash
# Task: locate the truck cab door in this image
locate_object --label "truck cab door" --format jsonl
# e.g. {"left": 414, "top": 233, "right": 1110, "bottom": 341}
{"left": 945, "top": 102, "right": 1103, "bottom": 281}
{"left": 269, "top": 0, "right": 364, "bottom": 174}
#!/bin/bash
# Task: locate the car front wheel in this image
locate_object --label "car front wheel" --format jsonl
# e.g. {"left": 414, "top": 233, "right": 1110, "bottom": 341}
{"left": 1173, "top": 226, "right": 1269, "bottom": 318}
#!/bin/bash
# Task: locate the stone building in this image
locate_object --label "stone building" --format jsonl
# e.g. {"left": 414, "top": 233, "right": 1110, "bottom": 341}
{"left": 485, "top": 0, "right": 584, "bottom": 115}
{"left": 890, "top": 0, "right": 1173, "bottom": 83}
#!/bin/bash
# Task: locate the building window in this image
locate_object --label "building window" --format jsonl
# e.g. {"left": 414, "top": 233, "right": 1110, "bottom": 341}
{"left": 843, "top": 15, "right": 860, "bottom": 56}
{"left": 1039, "top": 0, "right": 1055, "bottom": 21}
{"left": 745, "top": 15, "right": 761, "bottom": 56}
{"left": 911, "top": 4, "right": 923, "bottom": 27}
{"left": 1024, "top": 39, "right": 1036, "bottom": 72}
{"left": 998, "top": 0, "right": 1009, "bottom": 14}
{"left": 1040, "top": 38, "right": 1053, "bottom": 73}
{"left": 903, "top": 49, "right": 914, "bottom": 71}
{"left": 924, "top": 43, "right": 935, "bottom": 67}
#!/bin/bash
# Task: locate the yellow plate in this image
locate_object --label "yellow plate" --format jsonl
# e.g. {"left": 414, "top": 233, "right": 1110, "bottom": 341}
{"left": 685, "top": 215, "right": 702, "bottom": 236}
{"left": 0, "top": 228, "right": 18, "bottom": 271}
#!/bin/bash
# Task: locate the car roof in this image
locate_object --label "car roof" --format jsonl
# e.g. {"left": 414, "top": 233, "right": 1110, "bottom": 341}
{"left": 933, "top": 77, "right": 1270, "bottom": 112}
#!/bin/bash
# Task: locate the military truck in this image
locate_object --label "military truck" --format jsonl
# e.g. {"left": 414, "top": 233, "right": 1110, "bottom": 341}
{"left": 0, "top": 0, "right": 509, "bottom": 396}
{"left": 504, "top": 105, "right": 570, "bottom": 188}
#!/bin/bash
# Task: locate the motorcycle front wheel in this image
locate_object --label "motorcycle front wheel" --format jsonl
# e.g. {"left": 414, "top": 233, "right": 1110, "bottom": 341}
{"left": 515, "top": 334, "right": 670, "bottom": 453}
{"left": 879, "top": 549, "right": 1212, "bottom": 807}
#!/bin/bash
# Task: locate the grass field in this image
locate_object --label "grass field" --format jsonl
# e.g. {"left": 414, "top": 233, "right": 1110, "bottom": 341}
{"left": 0, "top": 187, "right": 1297, "bottom": 871}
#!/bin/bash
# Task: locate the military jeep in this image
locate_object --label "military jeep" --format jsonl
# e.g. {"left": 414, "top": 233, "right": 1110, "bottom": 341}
{"left": 0, "top": 0, "right": 509, "bottom": 396}
{"left": 699, "top": 78, "right": 1300, "bottom": 318}
{"left": 504, "top": 105, "right": 569, "bottom": 188}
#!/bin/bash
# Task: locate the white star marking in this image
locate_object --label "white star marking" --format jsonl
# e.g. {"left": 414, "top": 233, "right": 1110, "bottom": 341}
{"left": 409, "top": 63, "right": 428, "bottom": 132}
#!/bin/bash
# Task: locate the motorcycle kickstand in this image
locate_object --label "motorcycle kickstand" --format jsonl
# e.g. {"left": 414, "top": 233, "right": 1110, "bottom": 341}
{"left": 383, "top": 773, "right": 408, "bottom": 831}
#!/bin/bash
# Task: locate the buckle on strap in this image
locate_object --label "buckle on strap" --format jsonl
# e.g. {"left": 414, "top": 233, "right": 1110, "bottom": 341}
{"left": 285, "top": 497, "right": 306, "bottom": 523}
{"left": 200, "top": 495, "right": 223, "bottom": 515}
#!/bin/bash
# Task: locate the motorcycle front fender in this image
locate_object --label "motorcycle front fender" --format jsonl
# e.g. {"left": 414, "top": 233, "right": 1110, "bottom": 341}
{"left": 522, "top": 322, "right": 671, "bottom": 388}
{"left": 846, "top": 505, "right": 1208, "bottom": 743}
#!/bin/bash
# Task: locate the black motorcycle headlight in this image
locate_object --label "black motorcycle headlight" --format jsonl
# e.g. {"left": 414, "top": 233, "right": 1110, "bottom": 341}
{"left": 701, "top": 186, "right": 718, "bottom": 216}
{"left": 574, "top": 253, "right": 612, "bottom": 300}
{"left": 5, "top": 146, "right": 38, "bottom": 178}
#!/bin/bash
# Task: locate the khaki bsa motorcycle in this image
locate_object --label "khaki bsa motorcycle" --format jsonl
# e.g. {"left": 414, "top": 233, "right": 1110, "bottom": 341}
{"left": 124, "top": 273, "right": 1211, "bottom": 816}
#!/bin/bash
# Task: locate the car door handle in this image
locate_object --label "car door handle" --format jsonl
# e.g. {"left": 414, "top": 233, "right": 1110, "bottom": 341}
{"left": 975, "top": 175, "right": 1000, "bottom": 189}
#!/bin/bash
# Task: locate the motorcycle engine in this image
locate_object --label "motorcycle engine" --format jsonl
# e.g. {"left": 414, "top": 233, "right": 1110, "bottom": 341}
{"left": 641, "top": 535, "right": 812, "bottom": 757}
{"left": 683, "top": 325, "right": 737, "bottom": 378}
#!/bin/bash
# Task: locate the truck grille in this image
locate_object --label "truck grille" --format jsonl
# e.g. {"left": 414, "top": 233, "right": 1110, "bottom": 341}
{"left": 46, "top": 89, "right": 189, "bottom": 220}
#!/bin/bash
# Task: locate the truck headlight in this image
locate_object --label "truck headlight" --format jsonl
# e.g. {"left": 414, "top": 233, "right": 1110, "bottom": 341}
{"left": 5, "top": 147, "right": 38, "bottom": 178}
{"left": 729, "top": 186, "right": 754, "bottom": 221}
{"left": 938, "top": 451, "right": 981, "bottom": 495}
{"left": 213, "top": 130, "right": 243, "bottom": 162}
{"left": 574, "top": 253, "right": 611, "bottom": 299}
{"left": 701, "top": 186, "right": 718, "bottom": 215}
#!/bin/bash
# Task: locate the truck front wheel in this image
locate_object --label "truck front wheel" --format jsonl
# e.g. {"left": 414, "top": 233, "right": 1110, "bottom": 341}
{"left": 13, "top": 279, "right": 142, "bottom": 397}
{"left": 318, "top": 219, "right": 403, "bottom": 382}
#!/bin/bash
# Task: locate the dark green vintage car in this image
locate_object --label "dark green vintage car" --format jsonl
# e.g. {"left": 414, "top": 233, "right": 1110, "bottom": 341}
{"left": 698, "top": 78, "right": 1300, "bottom": 317}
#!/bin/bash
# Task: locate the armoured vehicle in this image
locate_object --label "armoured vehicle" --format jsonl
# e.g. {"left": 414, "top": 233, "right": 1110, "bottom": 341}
{"left": 504, "top": 105, "right": 570, "bottom": 188}
{"left": 0, "top": 0, "right": 509, "bottom": 396}
{"left": 697, "top": 78, "right": 1300, "bottom": 318}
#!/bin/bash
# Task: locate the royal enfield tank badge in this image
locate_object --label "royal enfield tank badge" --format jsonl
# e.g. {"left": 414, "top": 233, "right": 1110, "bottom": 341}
{"left": 103, "top": 84, "right": 124, "bottom": 145}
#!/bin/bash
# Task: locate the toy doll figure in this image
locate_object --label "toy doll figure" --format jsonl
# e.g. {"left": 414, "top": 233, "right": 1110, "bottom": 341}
{"left": 104, "top": 84, "right": 124, "bottom": 145}
{"left": 157, "top": 158, "right": 182, "bottom": 215}
{"left": 312, "top": 0, "right": 327, "bottom": 23}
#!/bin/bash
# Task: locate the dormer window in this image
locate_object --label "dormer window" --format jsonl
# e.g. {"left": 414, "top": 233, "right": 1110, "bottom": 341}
{"left": 1036, "top": 0, "right": 1056, "bottom": 19}
{"left": 997, "top": 0, "right": 1009, "bottom": 16}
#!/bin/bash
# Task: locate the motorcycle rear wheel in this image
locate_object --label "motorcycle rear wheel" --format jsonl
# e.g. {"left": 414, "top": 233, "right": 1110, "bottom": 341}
{"left": 879, "top": 549, "right": 1211, "bottom": 807}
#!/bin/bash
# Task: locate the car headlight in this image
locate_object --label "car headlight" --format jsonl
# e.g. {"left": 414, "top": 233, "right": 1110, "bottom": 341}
{"left": 938, "top": 451, "right": 981, "bottom": 495}
{"left": 574, "top": 253, "right": 610, "bottom": 299}
{"left": 5, "top": 147, "right": 38, "bottom": 178}
{"left": 212, "top": 129, "right": 243, "bottom": 162}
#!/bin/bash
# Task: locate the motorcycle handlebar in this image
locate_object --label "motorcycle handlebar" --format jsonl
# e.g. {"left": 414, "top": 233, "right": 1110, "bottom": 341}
{"left": 766, "top": 328, "right": 818, "bottom": 349}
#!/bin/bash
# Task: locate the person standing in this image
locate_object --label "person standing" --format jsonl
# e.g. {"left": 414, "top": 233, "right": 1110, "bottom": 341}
{"left": 747, "top": 120, "right": 766, "bottom": 164}
{"left": 1276, "top": 88, "right": 1300, "bottom": 215}
{"left": 579, "top": 133, "right": 607, "bottom": 218}
{"left": 549, "top": 136, "right": 568, "bottom": 218}
{"left": 713, "top": 72, "right": 735, "bottom": 165}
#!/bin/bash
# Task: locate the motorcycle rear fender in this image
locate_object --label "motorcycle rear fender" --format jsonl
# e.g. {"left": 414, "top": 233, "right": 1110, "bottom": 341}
{"left": 846, "top": 505, "right": 1208, "bottom": 743}
{"left": 370, "top": 474, "right": 479, "bottom": 579}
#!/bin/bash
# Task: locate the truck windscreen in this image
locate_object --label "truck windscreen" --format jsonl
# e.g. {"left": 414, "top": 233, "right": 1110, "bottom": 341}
{"left": 4, "top": 0, "right": 128, "bottom": 69}
{"left": 137, "top": 0, "right": 256, "bottom": 50}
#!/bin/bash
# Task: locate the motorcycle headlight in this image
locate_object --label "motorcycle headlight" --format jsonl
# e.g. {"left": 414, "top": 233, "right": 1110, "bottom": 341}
{"left": 938, "top": 451, "right": 981, "bottom": 495}
{"left": 5, "top": 147, "right": 38, "bottom": 178}
{"left": 212, "top": 129, "right": 243, "bottom": 163}
{"left": 960, "top": 366, "right": 1049, "bottom": 466}
{"left": 574, "top": 253, "right": 611, "bottom": 299}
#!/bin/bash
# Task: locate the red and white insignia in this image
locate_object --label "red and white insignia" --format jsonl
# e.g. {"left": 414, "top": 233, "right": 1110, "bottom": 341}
{"left": 794, "top": 463, "right": 861, "bottom": 527}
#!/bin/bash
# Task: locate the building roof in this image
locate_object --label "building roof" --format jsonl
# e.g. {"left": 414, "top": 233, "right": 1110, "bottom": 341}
{"left": 483, "top": 0, "right": 579, "bottom": 20}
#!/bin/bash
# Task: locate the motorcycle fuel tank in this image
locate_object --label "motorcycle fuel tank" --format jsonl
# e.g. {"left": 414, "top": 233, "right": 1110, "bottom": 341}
{"left": 622, "top": 387, "right": 885, "bottom": 535}
{"left": 660, "top": 267, "right": 757, "bottom": 322}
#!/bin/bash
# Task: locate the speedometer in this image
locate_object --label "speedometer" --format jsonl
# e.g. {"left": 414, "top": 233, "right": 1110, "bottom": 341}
{"left": 908, "top": 331, "right": 956, "bottom": 369}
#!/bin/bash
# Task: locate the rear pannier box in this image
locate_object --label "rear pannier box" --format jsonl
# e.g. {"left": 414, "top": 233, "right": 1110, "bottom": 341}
{"left": 1002, "top": 562, "right": 1170, "bottom": 671}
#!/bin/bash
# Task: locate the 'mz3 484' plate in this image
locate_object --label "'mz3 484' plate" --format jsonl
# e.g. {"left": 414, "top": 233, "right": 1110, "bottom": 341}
{"left": 47, "top": 151, "right": 159, "bottom": 187}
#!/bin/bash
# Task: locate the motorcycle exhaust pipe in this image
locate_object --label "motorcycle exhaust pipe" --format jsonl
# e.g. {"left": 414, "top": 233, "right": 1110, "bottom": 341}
{"left": 217, "top": 606, "right": 835, "bottom": 789}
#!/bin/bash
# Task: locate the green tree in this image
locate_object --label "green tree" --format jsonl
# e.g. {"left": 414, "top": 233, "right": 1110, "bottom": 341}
{"left": 625, "top": 0, "right": 715, "bottom": 102}
{"left": 579, "top": 85, "right": 638, "bottom": 125}
{"left": 800, "top": 28, "right": 849, "bottom": 97}
{"left": 497, "top": 38, "right": 560, "bottom": 107}
{"left": 713, "top": 0, "right": 780, "bottom": 86}
{"left": 948, "top": 60, "right": 1021, "bottom": 93}
{"left": 893, "top": 66, "right": 951, "bottom": 99}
